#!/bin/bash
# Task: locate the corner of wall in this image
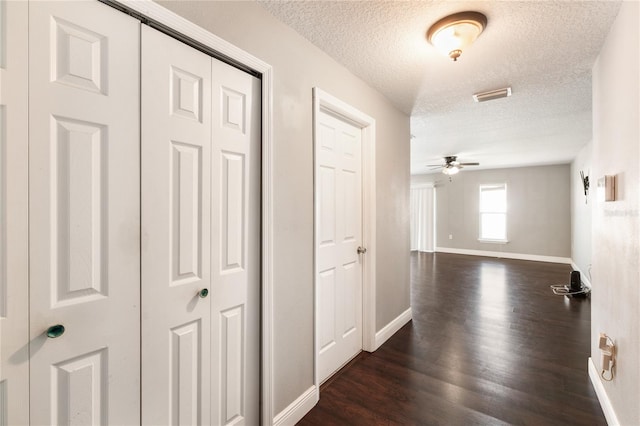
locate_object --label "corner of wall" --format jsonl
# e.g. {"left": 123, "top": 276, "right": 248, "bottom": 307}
{"left": 373, "top": 307, "right": 412, "bottom": 351}
{"left": 273, "top": 385, "right": 319, "bottom": 426}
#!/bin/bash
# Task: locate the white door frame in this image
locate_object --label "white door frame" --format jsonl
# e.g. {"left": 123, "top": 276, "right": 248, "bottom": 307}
{"left": 113, "top": 1, "right": 275, "bottom": 423}
{"left": 312, "top": 87, "right": 377, "bottom": 390}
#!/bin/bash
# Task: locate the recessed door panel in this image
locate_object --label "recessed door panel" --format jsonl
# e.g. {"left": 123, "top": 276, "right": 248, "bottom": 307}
{"left": 221, "top": 152, "right": 245, "bottom": 272}
{"left": 221, "top": 87, "right": 246, "bottom": 133}
{"left": 343, "top": 169, "right": 357, "bottom": 242}
{"left": 319, "top": 166, "right": 336, "bottom": 246}
{"left": 51, "top": 16, "right": 106, "bottom": 94}
{"left": 51, "top": 116, "right": 107, "bottom": 306}
{"left": 28, "top": 2, "right": 140, "bottom": 424}
{"left": 171, "top": 141, "right": 203, "bottom": 286}
{"left": 52, "top": 349, "right": 107, "bottom": 426}
{"left": 141, "top": 25, "right": 212, "bottom": 426}
{"left": 171, "top": 66, "right": 203, "bottom": 122}
{"left": 221, "top": 305, "right": 245, "bottom": 424}
{"left": 318, "top": 268, "right": 337, "bottom": 353}
{"left": 170, "top": 320, "right": 203, "bottom": 425}
{"left": 343, "top": 262, "right": 358, "bottom": 336}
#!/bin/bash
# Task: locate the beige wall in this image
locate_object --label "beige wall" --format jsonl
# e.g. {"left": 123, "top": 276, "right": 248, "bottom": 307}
{"left": 414, "top": 164, "right": 571, "bottom": 258}
{"left": 157, "top": 0, "right": 411, "bottom": 415}
{"left": 591, "top": 1, "right": 639, "bottom": 424}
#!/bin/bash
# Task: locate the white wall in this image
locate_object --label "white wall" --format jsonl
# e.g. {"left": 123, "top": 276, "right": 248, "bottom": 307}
{"left": 570, "top": 142, "right": 592, "bottom": 283}
{"left": 591, "top": 1, "right": 639, "bottom": 424}
{"left": 414, "top": 164, "right": 571, "bottom": 259}
{"left": 157, "top": 0, "right": 411, "bottom": 416}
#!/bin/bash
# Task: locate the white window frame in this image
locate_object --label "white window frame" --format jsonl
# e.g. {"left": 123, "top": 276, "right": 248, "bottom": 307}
{"left": 478, "top": 183, "right": 508, "bottom": 243}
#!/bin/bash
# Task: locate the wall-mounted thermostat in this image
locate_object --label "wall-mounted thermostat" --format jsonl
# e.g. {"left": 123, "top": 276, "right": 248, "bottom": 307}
{"left": 597, "top": 175, "right": 616, "bottom": 202}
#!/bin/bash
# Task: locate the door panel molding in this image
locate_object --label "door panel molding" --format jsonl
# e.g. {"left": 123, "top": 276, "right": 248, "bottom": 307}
{"left": 113, "top": 1, "right": 275, "bottom": 423}
{"left": 312, "top": 87, "right": 377, "bottom": 390}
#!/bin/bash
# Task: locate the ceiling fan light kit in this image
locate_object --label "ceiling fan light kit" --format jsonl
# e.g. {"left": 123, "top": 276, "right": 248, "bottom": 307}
{"left": 427, "top": 11, "right": 487, "bottom": 61}
{"left": 442, "top": 165, "right": 460, "bottom": 175}
{"left": 473, "top": 87, "right": 512, "bottom": 102}
{"left": 427, "top": 156, "right": 480, "bottom": 176}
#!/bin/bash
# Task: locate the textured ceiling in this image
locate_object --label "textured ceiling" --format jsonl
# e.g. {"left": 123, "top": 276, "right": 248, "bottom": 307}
{"left": 258, "top": 0, "right": 622, "bottom": 174}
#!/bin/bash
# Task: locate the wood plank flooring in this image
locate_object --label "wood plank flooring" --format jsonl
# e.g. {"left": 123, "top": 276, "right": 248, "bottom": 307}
{"left": 298, "top": 252, "right": 606, "bottom": 425}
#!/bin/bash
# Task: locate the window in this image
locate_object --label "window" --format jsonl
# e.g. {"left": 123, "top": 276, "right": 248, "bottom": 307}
{"left": 479, "top": 184, "right": 507, "bottom": 242}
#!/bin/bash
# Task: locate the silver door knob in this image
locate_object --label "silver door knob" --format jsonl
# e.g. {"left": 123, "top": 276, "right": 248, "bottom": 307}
{"left": 357, "top": 246, "right": 367, "bottom": 254}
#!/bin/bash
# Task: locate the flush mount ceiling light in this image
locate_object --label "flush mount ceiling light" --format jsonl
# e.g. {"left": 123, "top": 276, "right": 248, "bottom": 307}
{"left": 427, "top": 11, "right": 487, "bottom": 61}
{"left": 473, "top": 87, "right": 512, "bottom": 102}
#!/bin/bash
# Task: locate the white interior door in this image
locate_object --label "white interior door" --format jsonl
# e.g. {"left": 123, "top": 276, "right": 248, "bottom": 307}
{"left": 210, "top": 57, "right": 261, "bottom": 426}
{"left": 0, "top": 1, "right": 30, "bottom": 424}
{"left": 141, "top": 25, "right": 212, "bottom": 426}
{"left": 28, "top": 1, "right": 141, "bottom": 424}
{"left": 316, "top": 109, "right": 363, "bottom": 383}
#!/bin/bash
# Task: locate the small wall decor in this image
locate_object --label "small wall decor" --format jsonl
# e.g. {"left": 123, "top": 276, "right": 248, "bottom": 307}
{"left": 597, "top": 175, "right": 616, "bottom": 202}
{"left": 580, "top": 170, "right": 589, "bottom": 204}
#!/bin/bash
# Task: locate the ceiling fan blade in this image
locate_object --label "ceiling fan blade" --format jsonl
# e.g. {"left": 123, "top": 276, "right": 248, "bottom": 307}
{"left": 427, "top": 165, "right": 443, "bottom": 169}
{"left": 459, "top": 162, "right": 480, "bottom": 166}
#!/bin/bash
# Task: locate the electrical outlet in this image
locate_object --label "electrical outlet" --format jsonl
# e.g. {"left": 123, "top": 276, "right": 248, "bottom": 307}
{"left": 449, "top": 234, "right": 453, "bottom": 240}
{"left": 599, "top": 333, "right": 608, "bottom": 350}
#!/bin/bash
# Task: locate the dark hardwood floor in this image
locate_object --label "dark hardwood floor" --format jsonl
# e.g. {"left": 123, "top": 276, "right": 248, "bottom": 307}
{"left": 298, "top": 252, "right": 606, "bottom": 425}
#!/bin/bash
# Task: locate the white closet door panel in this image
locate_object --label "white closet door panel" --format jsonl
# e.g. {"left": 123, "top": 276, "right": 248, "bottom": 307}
{"left": 316, "top": 110, "right": 363, "bottom": 383}
{"left": 28, "top": 2, "right": 140, "bottom": 425}
{"left": 141, "top": 25, "right": 212, "bottom": 426}
{"left": 0, "top": 1, "right": 29, "bottom": 424}
{"left": 211, "top": 59, "right": 261, "bottom": 426}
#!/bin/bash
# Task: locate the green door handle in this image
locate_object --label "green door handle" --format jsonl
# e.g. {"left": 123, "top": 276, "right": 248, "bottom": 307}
{"left": 46, "top": 324, "right": 65, "bottom": 338}
{"left": 198, "top": 288, "right": 209, "bottom": 298}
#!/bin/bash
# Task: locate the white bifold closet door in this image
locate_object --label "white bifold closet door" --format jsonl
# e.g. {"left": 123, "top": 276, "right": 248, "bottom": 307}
{"left": 28, "top": 1, "right": 141, "bottom": 424}
{"left": 142, "top": 26, "right": 261, "bottom": 426}
{"left": 141, "top": 25, "right": 212, "bottom": 426}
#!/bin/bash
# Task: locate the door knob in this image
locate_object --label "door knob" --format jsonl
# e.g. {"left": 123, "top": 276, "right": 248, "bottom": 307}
{"left": 357, "top": 246, "right": 367, "bottom": 254}
{"left": 46, "top": 324, "right": 65, "bottom": 338}
{"left": 198, "top": 288, "right": 209, "bottom": 298}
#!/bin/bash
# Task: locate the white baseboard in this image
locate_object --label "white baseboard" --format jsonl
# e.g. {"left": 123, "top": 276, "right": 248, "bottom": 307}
{"left": 374, "top": 308, "right": 412, "bottom": 351}
{"left": 571, "top": 261, "right": 592, "bottom": 288}
{"left": 435, "top": 247, "right": 571, "bottom": 264}
{"left": 588, "top": 357, "right": 620, "bottom": 426}
{"left": 273, "top": 385, "right": 318, "bottom": 426}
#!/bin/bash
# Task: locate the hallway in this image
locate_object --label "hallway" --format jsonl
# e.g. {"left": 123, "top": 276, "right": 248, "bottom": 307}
{"left": 299, "top": 252, "right": 606, "bottom": 425}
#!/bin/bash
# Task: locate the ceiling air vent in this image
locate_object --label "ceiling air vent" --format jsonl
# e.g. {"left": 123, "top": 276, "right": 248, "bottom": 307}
{"left": 473, "top": 87, "right": 512, "bottom": 103}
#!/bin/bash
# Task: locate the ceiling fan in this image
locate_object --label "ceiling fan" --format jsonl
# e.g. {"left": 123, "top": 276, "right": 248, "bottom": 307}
{"left": 426, "top": 156, "right": 480, "bottom": 175}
